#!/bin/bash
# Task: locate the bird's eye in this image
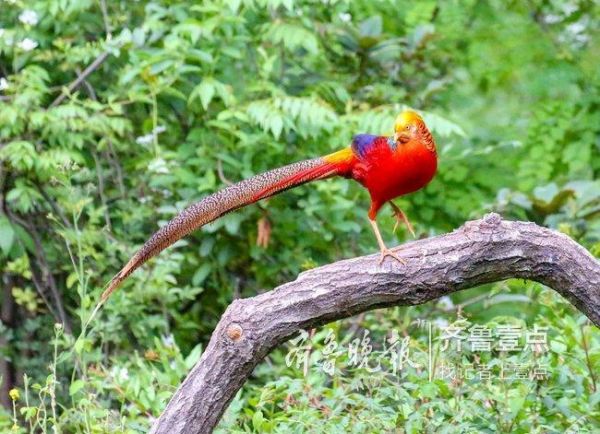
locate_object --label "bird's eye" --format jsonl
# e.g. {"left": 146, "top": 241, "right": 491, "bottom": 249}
{"left": 405, "top": 125, "right": 410, "bottom": 130}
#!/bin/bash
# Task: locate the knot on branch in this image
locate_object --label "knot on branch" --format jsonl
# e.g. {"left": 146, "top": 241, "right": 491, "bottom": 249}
{"left": 482, "top": 212, "right": 502, "bottom": 226}
{"left": 461, "top": 212, "right": 504, "bottom": 239}
{"left": 226, "top": 323, "right": 243, "bottom": 342}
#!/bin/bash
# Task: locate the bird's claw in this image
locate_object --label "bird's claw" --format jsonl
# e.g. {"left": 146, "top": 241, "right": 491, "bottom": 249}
{"left": 379, "top": 248, "right": 407, "bottom": 265}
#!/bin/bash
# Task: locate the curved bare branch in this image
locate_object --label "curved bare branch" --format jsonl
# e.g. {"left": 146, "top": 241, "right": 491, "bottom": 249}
{"left": 150, "top": 214, "right": 600, "bottom": 434}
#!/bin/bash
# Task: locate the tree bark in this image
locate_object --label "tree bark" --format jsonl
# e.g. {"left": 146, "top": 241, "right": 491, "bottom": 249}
{"left": 0, "top": 275, "right": 16, "bottom": 409}
{"left": 150, "top": 214, "right": 600, "bottom": 434}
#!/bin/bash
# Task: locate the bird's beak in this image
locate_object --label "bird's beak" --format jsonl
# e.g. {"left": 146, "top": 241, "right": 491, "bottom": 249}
{"left": 394, "top": 132, "right": 410, "bottom": 144}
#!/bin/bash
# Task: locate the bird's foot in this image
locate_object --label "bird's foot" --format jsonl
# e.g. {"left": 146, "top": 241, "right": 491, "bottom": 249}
{"left": 379, "top": 248, "right": 407, "bottom": 265}
{"left": 390, "top": 203, "right": 416, "bottom": 238}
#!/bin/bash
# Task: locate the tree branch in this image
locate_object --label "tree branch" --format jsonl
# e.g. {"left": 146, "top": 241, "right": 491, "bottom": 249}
{"left": 150, "top": 214, "right": 600, "bottom": 434}
{"left": 48, "top": 51, "right": 110, "bottom": 108}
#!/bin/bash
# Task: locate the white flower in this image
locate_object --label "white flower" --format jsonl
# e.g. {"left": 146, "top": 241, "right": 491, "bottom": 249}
{"left": 574, "top": 33, "right": 589, "bottom": 44}
{"left": 339, "top": 12, "right": 352, "bottom": 22}
{"left": 433, "top": 318, "right": 449, "bottom": 329}
{"left": 566, "top": 21, "right": 586, "bottom": 35}
{"left": 544, "top": 14, "right": 562, "bottom": 24}
{"left": 0, "top": 29, "right": 5, "bottom": 38}
{"left": 136, "top": 126, "right": 165, "bottom": 145}
{"left": 120, "top": 368, "right": 129, "bottom": 381}
{"left": 161, "top": 334, "right": 175, "bottom": 347}
{"left": 19, "top": 38, "right": 38, "bottom": 51}
{"left": 437, "top": 296, "right": 455, "bottom": 311}
{"left": 19, "top": 10, "right": 39, "bottom": 26}
{"left": 111, "top": 367, "right": 129, "bottom": 381}
{"left": 0, "top": 77, "right": 9, "bottom": 91}
{"left": 148, "top": 158, "right": 169, "bottom": 174}
{"left": 562, "top": 3, "right": 578, "bottom": 16}
{"left": 135, "top": 133, "right": 154, "bottom": 145}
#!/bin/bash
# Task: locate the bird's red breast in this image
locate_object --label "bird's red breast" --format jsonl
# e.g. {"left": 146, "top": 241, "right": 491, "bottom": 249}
{"left": 323, "top": 113, "right": 437, "bottom": 219}
{"left": 352, "top": 136, "right": 436, "bottom": 218}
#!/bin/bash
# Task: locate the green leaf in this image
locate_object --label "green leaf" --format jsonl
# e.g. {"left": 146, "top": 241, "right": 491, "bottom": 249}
{"left": 0, "top": 215, "right": 15, "bottom": 256}
{"left": 69, "top": 380, "right": 85, "bottom": 396}
{"left": 66, "top": 272, "right": 79, "bottom": 289}
{"left": 252, "top": 410, "right": 264, "bottom": 431}
{"left": 359, "top": 16, "right": 382, "bottom": 37}
{"left": 192, "top": 263, "right": 212, "bottom": 285}
{"left": 263, "top": 22, "right": 320, "bottom": 54}
{"left": 270, "top": 115, "right": 283, "bottom": 139}
{"left": 13, "top": 224, "right": 35, "bottom": 253}
{"left": 190, "top": 79, "right": 216, "bottom": 110}
{"left": 0, "top": 141, "right": 37, "bottom": 170}
{"left": 184, "top": 344, "right": 203, "bottom": 369}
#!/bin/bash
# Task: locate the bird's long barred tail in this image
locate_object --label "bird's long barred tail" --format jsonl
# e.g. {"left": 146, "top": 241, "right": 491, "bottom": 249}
{"left": 100, "top": 156, "right": 345, "bottom": 302}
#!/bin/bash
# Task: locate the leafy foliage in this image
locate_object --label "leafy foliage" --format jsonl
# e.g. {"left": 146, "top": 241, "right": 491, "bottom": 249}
{"left": 0, "top": 0, "right": 598, "bottom": 432}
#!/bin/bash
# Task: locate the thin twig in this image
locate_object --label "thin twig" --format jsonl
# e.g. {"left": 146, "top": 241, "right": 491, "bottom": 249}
{"left": 72, "top": 64, "right": 114, "bottom": 231}
{"left": 92, "top": 151, "right": 112, "bottom": 231}
{"left": 49, "top": 51, "right": 110, "bottom": 108}
{"left": 216, "top": 159, "right": 234, "bottom": 186}
{"left": 36, "top": 183, "right": 72, "bottom": 228}
{"left": 98, "top": 0, "right": 112, "bottom": 38}
{"left": 76, "top": 66, "right": 97, "bottom": 101}
{"left": 4, "top": 212, "right": 62, "bottom": 324}
{"left": 10, "top": 211, "right": 73, "bottom": 334}
{"left": 105, "top": 145, "right": 126, "bottom": 198}
{"left": 71, "top": 60, "right": 126, "bottom": 204}
{"left": 26, "top": 216, "right": 73, "bottom": 334}
{"left": 580, "top": 323, "right": 597, "bottom": 393}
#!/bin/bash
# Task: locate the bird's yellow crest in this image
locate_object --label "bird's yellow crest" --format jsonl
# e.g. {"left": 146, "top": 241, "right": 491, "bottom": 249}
{"left": 394, "top": 110, "right": 424, "bottom": 133}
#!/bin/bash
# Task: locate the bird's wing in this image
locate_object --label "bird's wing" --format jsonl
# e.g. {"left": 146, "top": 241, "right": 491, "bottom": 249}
{"left": 351, "top": 134, "right": 388, "bottom": 159}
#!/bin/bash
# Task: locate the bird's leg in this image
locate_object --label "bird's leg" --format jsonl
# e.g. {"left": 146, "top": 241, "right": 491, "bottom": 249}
{"left": 369, "top": 219, "right": 406, "bottom": 265}
{"left": 389, "top": 202, "right": 416, "bottom": 238}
